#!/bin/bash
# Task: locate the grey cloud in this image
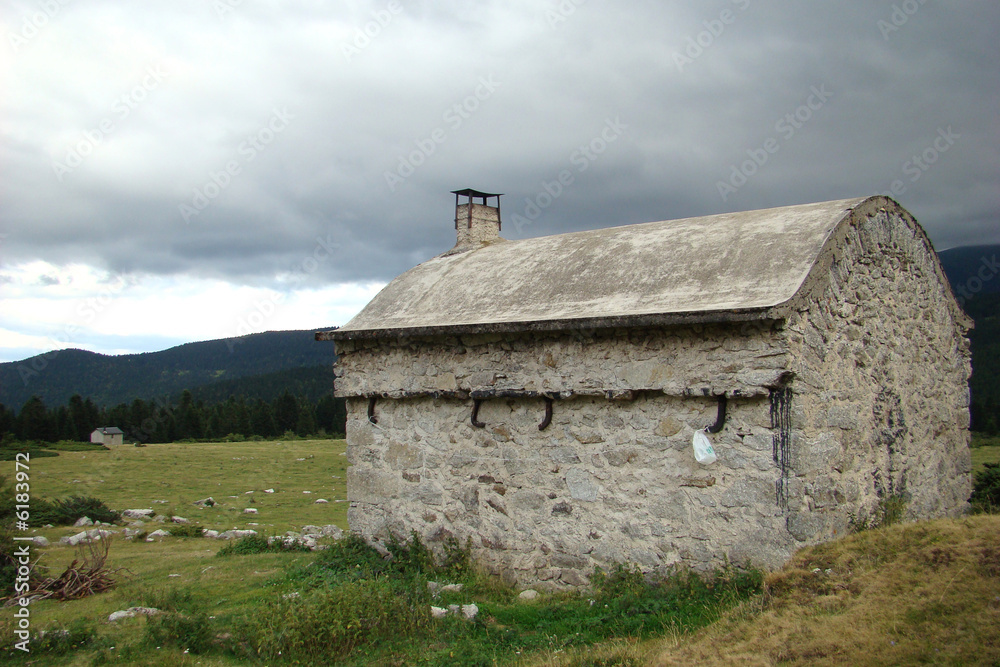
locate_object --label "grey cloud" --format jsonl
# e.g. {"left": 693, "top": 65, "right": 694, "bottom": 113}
{"left": 0, "top": 0, "right": 996, "bottom": 291}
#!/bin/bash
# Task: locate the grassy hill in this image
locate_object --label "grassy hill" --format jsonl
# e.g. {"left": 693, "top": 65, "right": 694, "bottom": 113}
{"left": 0, "top": 329, "right": 337, "bottom": 410}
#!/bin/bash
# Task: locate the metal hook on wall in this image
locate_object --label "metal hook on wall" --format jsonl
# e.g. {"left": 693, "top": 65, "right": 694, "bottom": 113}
{"left": 471, "top": 398, "right": 486, "bottom": 428}
{"left": 538, "top": 397, "right": 554, "bottom": 431}
{"left": 706, "top": 394, "right": 727, "bottom": 433}
{"left": 367, "top": 396, "right": 379, "bottom": 425}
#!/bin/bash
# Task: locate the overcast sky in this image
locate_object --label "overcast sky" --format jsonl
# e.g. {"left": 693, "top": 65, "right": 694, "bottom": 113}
{"left": 1, "top": 0, "right": 997, "bottom": 364}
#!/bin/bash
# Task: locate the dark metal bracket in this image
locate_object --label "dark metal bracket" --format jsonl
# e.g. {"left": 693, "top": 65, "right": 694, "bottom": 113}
{"left": 538, "top": 397, "right": 554, "bottom": 431}
{"left": 706, "top": 394, "right": 727, "bottom": 433}
{"left": 367, "top": 396, "right": 379, "bottom": 425}
{"left": 471, "top": 399, "right": 486, "bottom": 428}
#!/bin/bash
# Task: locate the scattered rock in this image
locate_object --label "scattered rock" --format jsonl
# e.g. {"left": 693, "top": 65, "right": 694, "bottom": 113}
{"left": 301, "top": 525, "right": 321, "bottom": 535}
{"left": 518, "top": 589, "right": 539, "bottom": 601}
{"left": 315, "top": 499, "right": 329, "bottom": 504}
{"left": 319, "top": 525, "right": 343, "bottom": 539}
{"left": 146, "top": 529, "right": 171, "bottom": 541}
{"left": 243, "top": 508, "right": 258, "bottom": 514}
{"left": 283, "top": 592, "right": 300, "bottom": 600}
{"left": 168, "top": 574, "right": 181, "bottom": 578}
{"left": 152, "top": 500, "right": 168, "bottom": 504}
{"left": 128, "top": 520, "right": 145, "bottom": 528}
{"left": 193, "top": 497, "right": 216, "bottom": 507}
{"left": 60, "top": 529, "right": 113, "bottom": 546}
{"left": 441, "top": 584, "right": 463, "bottom": 594}
{"left": 170, "top": 516, "right": 190, "bottom": 524}
{"left": 121, "top": 509, "right": 155, "bottom": 520}
{"left": 31, "top": 536, "right": 50, "bottom": 547}
{"left": 461, "top": 604, "right": 479, "bottom": 620}
{"left": 264, "top": 489, "right": 275, "bottom": 494}
{"left": 73, "top": 516, "right": 93, "bottom": 527}
{"left": 108, "top": 607, "right": 161, "bottom": 622}
{"left": 303, "top": 490, "right": 312, "bottom": 494}
{"left": 430, "top": 606, "right": 448, "bottom": 619}
{"left": 203, "top": 530, "right": 220, "bottom": 539}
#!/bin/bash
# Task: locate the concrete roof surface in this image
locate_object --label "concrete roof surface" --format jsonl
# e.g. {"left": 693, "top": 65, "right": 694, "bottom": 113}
{"left": 333, "top": 197, "right": 870, "bottom": 337}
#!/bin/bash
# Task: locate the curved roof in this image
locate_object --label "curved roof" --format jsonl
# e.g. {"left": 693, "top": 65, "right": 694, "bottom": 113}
{"left": 325, "top": 196, "right": 924, "bottom": 340}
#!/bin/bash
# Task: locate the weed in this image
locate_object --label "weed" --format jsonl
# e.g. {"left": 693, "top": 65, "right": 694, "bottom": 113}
{"left": 849, "top": 493, "right": 908, "bottom": 532}
{"left": 233, "top": 578, "right": 431, "bottom": 664}
{"left": 145, "top": 611, "right": 214, "bottom": 655}
{"left": 216, "top": 533, "right": 311, "bottom": 556}
{"left": 166, "top": 523, "right": 206, "bottom": 538}
{"left": 970, "top": 462, "right": 1000, "bottom": 514}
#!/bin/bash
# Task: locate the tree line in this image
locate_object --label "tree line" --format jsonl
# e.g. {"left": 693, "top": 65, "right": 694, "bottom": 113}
{"left": 0, "top": 390, "right": 347, "bottom": 444}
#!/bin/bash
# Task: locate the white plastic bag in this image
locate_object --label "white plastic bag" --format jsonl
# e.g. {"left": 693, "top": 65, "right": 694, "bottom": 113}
{"left": 692, "top": 429, "right": 717, "bottom": 465}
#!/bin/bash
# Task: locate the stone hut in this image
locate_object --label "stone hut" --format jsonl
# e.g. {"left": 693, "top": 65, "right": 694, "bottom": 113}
{"left": 317, "top": 190, "right": 972, "bottom": 587}
{"left": 90, "top": 426, "right": 124, "bottom": 447}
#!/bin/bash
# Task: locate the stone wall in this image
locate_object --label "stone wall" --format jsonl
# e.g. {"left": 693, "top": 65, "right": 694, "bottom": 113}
{"left": 783, "top": 207, "right": 972, "bottom": 543}
{"left": 338, "top": 324, "right": 805, "bottom": 586}
{"left": 334, "top": 322, "right": 791, "bottom": 400}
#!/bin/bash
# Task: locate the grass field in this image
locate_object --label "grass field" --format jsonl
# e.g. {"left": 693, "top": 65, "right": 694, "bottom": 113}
{"left": 4, "top": 439, "right": 998, "bottom": 666}
{"left": 28, "top": 439, "right": 349, "bottom": 535}
{"left": 3, "top": 440, "right": 349, "bottom": 666}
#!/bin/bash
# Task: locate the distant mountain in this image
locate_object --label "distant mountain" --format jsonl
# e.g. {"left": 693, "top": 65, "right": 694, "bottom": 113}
{"left": 938, "top": 244, "right": 1000, "bottom": 301}
{"left": 0, "top": 329, "right": 337, "bottom": 410}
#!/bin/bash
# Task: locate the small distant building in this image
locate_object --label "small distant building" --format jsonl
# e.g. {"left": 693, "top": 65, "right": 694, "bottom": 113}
{"left": 318, "top": 191, "right": 972, "bottom": 587}
{"left": 90, "top": 427, "right": 124, "bottom": 447}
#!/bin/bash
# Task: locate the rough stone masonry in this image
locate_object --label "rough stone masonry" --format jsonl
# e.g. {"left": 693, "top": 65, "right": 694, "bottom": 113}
{"left": 319, "top": 192, "right": 971, "bottom": 588}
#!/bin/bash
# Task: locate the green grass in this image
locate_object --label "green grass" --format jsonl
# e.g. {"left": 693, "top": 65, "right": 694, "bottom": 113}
{"left": 24, "top": 439, "right": 349, "bottom": 533}
{"left": 972, "top": 443, "right": 1000, "bottom": 474}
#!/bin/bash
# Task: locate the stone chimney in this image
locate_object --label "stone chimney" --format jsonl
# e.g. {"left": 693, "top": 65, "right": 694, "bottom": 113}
{"left": 451, "top": 188, "right": 503, "bottom": 251}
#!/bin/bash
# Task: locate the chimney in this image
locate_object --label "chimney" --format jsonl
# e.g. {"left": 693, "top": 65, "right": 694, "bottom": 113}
{"left": 451, "top": 188, "right": 503, "bottom": 250}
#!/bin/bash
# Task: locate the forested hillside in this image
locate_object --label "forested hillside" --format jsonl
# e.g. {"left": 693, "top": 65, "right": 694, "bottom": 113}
{"left": 939, "top": 245, "right": 1000, "bottom": 433}
{"left": 0, "top": 329, "right": 336, "bottom": 409}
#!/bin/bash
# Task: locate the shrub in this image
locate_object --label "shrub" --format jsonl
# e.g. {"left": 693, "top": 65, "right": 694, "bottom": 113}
{"left": 971, "top": 462, "right": 1000, "bottom": 513}
{"left": 168, "top": 523, "right": 207, "bottom": 538}
{"left": 30, "top": 495, "right": 119, "bottom": 526}
{"left": 217, "top": 533, "right": 311, "bottom": 556}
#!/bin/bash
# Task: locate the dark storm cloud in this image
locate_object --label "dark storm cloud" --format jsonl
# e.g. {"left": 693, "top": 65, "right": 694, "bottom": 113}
{"left": 1, "top": 0, "right": 997, "bottom": 292}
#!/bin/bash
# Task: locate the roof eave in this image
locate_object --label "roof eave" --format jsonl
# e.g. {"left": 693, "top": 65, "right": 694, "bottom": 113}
{"left": 316, "top": 306, "right": 784, "bottom": 342}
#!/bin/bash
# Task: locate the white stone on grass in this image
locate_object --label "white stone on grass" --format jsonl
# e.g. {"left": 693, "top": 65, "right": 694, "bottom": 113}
{"left": 430, "top": 606, "right": 448, "bottom": 619}
{"left": 108, "top": 607, "right": 160, "bottom": 622}
{"left": 121, "top": 509, "right": 155, "bottom": 519}
{"left": 243, "top": 508, "right": 258, "bottom": 514}
{"left": 146, "top": 529, "right": 171, "bottom": 541}
{"left": 73, "top": 516, "right": 93, "bottom": 527}
{"left": 518, "top": 589, "right": 539, "bottom": 600}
